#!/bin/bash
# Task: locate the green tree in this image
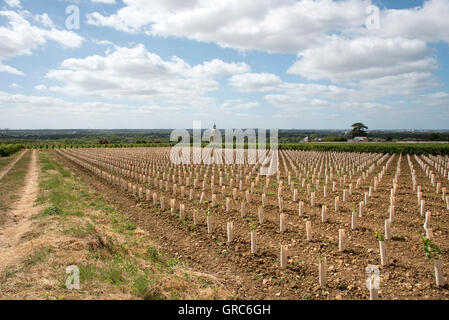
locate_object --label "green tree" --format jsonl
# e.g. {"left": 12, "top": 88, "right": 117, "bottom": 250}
{"left": 429, "top": 133, "right": 442, "bottom": 141}
{"left": 349, "top": 122, "right": 368, "bottom": 138}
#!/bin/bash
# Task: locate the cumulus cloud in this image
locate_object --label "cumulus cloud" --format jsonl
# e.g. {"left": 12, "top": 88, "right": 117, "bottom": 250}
{"left": 0, "top": 61, "right": 23, "bottom": 75}
{"left": 34, "top": 84, "right": 47, "bottom": 91}
{"left": 287, "top": 37, "right": 437, "bottom": 83}
{"left": 86, "top": 0, "right": 449, "bottom": 50}
{"left": 93, "top": 39, "right": 115, "bottom": 46}
{"left": 4, "top": 0, "right": 21, "bottom": 8}
{"left": 2, "top": 0, "right": 447, "bottom": 128}
{"left": 374, "top": 0, "right": 449, "bottom": 44}
{"left": 228, "top": 73, "right": 283, "bottom": 92}
{"left": 91, "top": 0, "right": 116, "bottom": 4}
{"left": 358, "top": 72, "right": 441, "bottom": 96}
{"left": 415, "top": 91, "right": 449, "bottom": 107}
{"left": 219, "top": 100, "right": 260, "bottom": 111}
{"left": 45, "top": 44, "right": 250, "bottom": 109}
{"left": 85, "top": 0, "right": 447, "bottom": 93}
{"left": 227, "top": 71, "right": 394, "bottom": 113}
{"left": 0, "top": 91, "right": 164, "bottom": 114}
{"left": 86, "top": 0, "right": 370, "bottom": 52}
{"left": 0, "top": 10, "right": 84, "bottom": 75}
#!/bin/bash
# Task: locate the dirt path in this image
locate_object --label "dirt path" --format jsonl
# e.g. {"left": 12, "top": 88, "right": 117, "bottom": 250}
{"left": 0, "top": 150, "right": 41, "bottom": 270}
{"left": 0, "top": 150, "right": 27, "bottom": 181}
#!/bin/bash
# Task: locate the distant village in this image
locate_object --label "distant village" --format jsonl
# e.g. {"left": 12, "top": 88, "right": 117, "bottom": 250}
{"left": 302, "top": 136, "right": 369, "bottom": 143}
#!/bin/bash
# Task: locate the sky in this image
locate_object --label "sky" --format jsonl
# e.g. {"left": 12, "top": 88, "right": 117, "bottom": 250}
{"left": 0, "top": 0, "right": 448, "bottom": 130}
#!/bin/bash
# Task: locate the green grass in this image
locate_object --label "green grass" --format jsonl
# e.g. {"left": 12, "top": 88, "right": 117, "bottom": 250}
{"left": 63, "top": 222, "right": 96, "bottom": 237}
{"left": 145, "top": 246, "right": 162, "bottom": 262}
{"left": 78, "top": 237, "right": 180, "bottom": 296}
{"left": 43, "top": 205, "right": 63, "bottom": 216}
{"left": 132, "top": 273, "right": 165, "bottom": 300}
{"left": 37, "top": 152, "right": 87, "bottom": 217}
{"left": 24, "top": 247, "right": 55, "bottom": 267}
{"left": 0, "top": 155, "right": 13, "bottom": 170}
{"left": 0, "top": 247, "right": 55, "bottom": 283}
{"left": 35, "top": 150, "right": 215, "bottom": 300}
{"left": 0, "top": 150, "right": 31, "bottom": 225}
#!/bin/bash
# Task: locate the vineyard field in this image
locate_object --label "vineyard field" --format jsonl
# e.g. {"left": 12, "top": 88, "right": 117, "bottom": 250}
{"left": 51, "top": 147, "right": 449, "bottom": 299}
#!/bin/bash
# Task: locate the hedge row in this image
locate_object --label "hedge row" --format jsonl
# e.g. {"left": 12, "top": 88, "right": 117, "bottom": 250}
{"left": 13, "top": 142, "right": 449, "bottom": 155}
{"left": 0, "top": 144, "right": 24, "bottom": 157}
{"left": 278, "top": 143, "right": 449, "bottom": 155}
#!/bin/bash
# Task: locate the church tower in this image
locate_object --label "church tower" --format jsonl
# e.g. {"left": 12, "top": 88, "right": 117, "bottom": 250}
{"left": 210, "top": 122, "right": 217, "bottom": 142}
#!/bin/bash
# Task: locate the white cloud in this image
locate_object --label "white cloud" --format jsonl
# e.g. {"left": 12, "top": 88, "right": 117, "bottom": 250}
{"left": 374, "top": 0, "right": 449, "bottom": 44}
{"left": 358, "top": 72, "right": 441, "bottom": 96}
{"left": 35, "top": 84, "right": 47, "bottom": 91}
{"left": 9, "top": 82, "right": 20, "bottom": 88}
{"left": 191, "top": 59, "right": 250, "bottom": 77}
{"left": 0, "top": 61, "right": 23, "bottom": 75}
{"left": 86, "top": 0, "right": 370, "bottom": 52}
{"left": 228, "top": 73, "right": 283, "bottom": 92}
{"left": 85, "top": 0, "right": 449, "bottom": 51}
{"left": 45, "top": 44, "right": 250, "bottom": 110}
{"left": 91, "top": 0, "right": 116, "bottom": 4}
{"left": 4, "top": 0, "right": 21, "bottom": 8}
{"left": 415, "top": 91, "right": 449, "bottom": 107}
{"left": 219, "top": 100, "right": 260, "bottom": 111}
{"left": 0, "top": 91, "right": 173, "bottom": 115}
{"left": 228, "top": 71, "right": 395, "bottom": 113}
{"left": 84, "top": 0, "right": 447, "bottom": 95}
{"left": 94, "top": 39, "right": 115, "bottom": 46}
{"left": 263, "top": 92, "right": 391, "bottom": 113}
{"left": 0, "top": 10, "right": 84, "bottom": 75}
{"left": 34, "top": 13, "right": 54, "bottom": 28}
{"left": 228, "top": 72, "right": 372, "bottom": 100}
{"left": 287, "top": 37, "right": 437, "bottom": 83}
{"left": 263, "top": 94, "right": 330, "bottom": 110}
{"left": 0, "top": 90, "right": 217, "bottom": 129}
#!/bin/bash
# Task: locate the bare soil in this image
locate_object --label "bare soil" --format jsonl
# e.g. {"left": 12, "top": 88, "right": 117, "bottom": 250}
{"left": 0, "top": 150, "right": 230, "bottom": 300}
{"left": 0, "top": 150, "right": 42, "bottom": 270}
{"left": 0, "top": 150, "right": 27, "bottom": 182}
{"left": 54, "top": 149, "right": 449, "bottom": 300}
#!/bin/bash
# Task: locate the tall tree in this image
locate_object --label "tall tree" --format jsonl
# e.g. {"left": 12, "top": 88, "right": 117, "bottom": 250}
{"left": 349, "top": 123, "right": 368, "bottom": 138}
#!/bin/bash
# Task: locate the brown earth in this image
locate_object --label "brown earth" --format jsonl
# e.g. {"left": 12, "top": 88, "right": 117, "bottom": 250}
{"left": 0, "top": 150, "right": 230, "bottom": 300}
{"left": 0, "top": 150, "right": 42, "bottom": 270}
{"left": 53, "top": 149, "right": 449, "bottom": 300}
{"left": 0, "top": 150, "right": 27, "bottom": 182}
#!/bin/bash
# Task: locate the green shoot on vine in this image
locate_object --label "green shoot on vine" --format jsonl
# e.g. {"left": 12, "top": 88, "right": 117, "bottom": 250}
{"left": 251, "top": 222, "right": 257, "bottom": 232}
{"left": 375, "top": 231, "right": 384, "bottom": 242}
{"left": 422, "top": 236, "right": 442, "bottom": 260}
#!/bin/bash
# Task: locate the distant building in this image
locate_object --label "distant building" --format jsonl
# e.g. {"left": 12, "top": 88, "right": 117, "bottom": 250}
{"left": 303, "top": 136, "right": 309, "bottom": 143}
{"left": 210, "top": 122, "right": 218, "bottom": 142}
{"left": 350, "top": 136, "right": 369, "bottom": 143}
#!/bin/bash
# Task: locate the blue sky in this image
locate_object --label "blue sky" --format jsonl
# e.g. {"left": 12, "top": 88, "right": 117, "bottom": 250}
{"left": 0, "top": 0, "right": 448, "bottom": 130}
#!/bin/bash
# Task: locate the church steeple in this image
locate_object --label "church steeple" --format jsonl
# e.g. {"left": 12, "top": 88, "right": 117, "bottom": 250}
{"left": 210, "top": 122, "right": 217, "bottom": 142}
